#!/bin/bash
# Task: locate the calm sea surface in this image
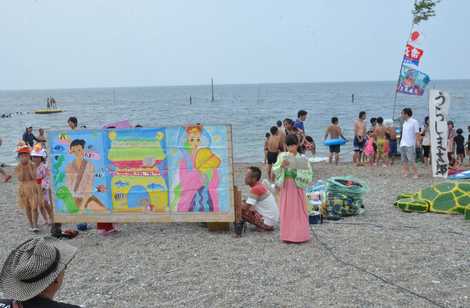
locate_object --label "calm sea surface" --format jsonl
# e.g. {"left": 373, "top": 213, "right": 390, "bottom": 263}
{"left": 1, "top": 80, "right": 469, "bottom": 165}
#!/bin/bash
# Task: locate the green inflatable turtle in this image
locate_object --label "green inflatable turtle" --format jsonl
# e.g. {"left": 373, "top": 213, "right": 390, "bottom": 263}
{"left": 395, "top": 181, "right": 470, "bottom": 220}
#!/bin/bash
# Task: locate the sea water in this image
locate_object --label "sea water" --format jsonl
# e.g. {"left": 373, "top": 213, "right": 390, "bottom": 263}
{"left": 1, "top": 80, "right": 469, "bottom": 165}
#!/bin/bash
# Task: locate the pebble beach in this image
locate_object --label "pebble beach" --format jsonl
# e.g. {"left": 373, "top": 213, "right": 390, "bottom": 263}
{"left": 0, "top": 162, "right": 469, "bottom": 307}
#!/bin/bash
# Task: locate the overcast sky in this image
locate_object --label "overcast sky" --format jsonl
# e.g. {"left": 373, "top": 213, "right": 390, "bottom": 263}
{"left": 1, "top": 0, "right": 468, "bottom": 90}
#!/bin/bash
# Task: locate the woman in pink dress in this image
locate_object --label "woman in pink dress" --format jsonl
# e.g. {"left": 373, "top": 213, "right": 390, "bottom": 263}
{"left": 273, "top": 134, "right": 313, "bottom": 243}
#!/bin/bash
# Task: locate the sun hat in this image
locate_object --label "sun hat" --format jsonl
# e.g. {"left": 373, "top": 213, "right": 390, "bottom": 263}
{"left": 0, "top": 237, "right": 77, "bottom": 301}
{"left": 384, "top": 119, "right": 394, "bottom": 128}
{"left": 16, "top": 141, "right": 31, "bottom": 154}
{"left": 31, "top": 144, "right": 47, "bottom": 158}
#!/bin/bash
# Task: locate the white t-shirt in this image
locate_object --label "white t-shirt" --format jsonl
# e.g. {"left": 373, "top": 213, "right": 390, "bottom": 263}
{"left": 400, "top": 117, "right": 419, "bottom": 147}
{"left": 246, "top": 183, "right": 279, "bottom": 226}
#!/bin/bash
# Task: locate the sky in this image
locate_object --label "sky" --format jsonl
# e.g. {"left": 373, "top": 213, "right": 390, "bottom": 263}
{"left": 1, "top": 0, "right": 469, "bottom": 90}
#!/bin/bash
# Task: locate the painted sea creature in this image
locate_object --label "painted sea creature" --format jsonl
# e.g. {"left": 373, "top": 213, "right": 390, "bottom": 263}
{"left": 147, "top": 183, "right": 164, "bottom": 190}
{"left": 95, "top": 168, "right": 105, "bottom": 178}
{"left": 114, "top": 180, "right": 129, "bottom": 188}
{"left": 53, "top": 144, "right": 65, "bottom": 152}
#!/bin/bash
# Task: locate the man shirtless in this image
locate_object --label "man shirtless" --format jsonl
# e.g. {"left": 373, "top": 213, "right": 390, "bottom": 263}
{"left": 372, "top": 117, "right": 389, "bottom": 166}
{"left": 324, "top": 117, "right": 346, "bottom": 165}
{"left": 276, "top": 120, "right": 286, "bottom": 151}
{"left": 266, "top": 126, "right": 282, "bottom": 181}
{"left": 385, "top": 120, "right": 398, "bottom": 165}
{"left": 353, "top": 111, "right": 367, "bottom": 166}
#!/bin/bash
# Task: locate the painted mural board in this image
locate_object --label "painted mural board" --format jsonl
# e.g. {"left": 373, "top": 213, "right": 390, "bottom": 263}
{"left": 48, "top": 125, "right": 234, "bottom": 223}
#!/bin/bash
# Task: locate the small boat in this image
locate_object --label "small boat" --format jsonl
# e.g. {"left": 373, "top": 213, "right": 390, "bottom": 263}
{"left": 34, "top": 109, "right": 64, "bottom": 114}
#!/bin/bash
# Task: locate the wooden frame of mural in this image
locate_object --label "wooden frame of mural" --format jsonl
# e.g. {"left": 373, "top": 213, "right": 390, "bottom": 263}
{"left": 48, "top": 125, "right": 235, "bottom": 223}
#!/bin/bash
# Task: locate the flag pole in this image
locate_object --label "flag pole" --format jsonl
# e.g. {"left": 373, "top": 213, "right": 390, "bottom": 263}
{"left": 392, "top": 0, "right": 418, "bottom": 122}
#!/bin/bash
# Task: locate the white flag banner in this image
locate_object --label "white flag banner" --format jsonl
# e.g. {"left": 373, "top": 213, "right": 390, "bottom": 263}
{"left": 429, "top": 89, "right": 450, "bottom": 178}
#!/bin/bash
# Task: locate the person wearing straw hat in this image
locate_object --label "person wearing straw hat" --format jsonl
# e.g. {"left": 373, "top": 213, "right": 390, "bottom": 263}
{"left": 0, "top": 237, "right": 79, "bottom": 307}
{"left": 31, "top": 144, "right": 54, "bottom": 226}
{"left": 15, "top": 142, "right": 42, "bottom": 233}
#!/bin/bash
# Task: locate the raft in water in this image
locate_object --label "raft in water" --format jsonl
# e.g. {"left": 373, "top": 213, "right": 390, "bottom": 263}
{"left": 34, "top": 109, "right": 64, "bottom": 114}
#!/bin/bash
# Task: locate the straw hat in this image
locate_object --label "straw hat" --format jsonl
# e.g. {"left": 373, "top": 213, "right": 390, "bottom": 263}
{"left": 0, "top": 237, "right": 77, "bottom": 301}
{"left": 16, "top": 141, "right": 31, "bottom": 154}
{"left": 31, "top": 144, "right": 47, "bottom": 158}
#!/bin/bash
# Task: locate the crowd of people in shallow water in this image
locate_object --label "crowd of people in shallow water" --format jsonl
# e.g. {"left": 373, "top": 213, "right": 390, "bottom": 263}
{"left": 1, "top": 111, "right": 30, "bottom": 119}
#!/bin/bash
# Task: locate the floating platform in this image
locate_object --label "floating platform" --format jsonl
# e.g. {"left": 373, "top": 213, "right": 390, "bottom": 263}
{"left": 34, "top": 109, "right": 64, "bottom": 114}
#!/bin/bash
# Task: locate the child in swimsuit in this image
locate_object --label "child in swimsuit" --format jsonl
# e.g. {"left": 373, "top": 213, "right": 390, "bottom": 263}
{"left": 364, "top": 132, "right": 375, "bottom": 165}
{"left": 454, "top": 128, "right": 466, "bottom": 166}
{"left": 31, "top": 144, "right": 54, "bottom": 225}
{"left": 266, "top": 126, "right": 282, "bottom": 182}
{"left": 373, "top": 117, "right": 389, "bottom": 167}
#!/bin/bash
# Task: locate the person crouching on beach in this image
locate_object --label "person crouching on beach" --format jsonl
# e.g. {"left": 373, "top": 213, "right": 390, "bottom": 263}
{"left": 266, "top": 126, "right": 282, "bottom": 182}
{"left": 272, "top": 134, "right": 313, "bottom": 244}
{"left": 31, "top": 144, "right": 54, "bottom": 225}
{"left": 240, "top": 166, "right": 279, "bottom": 232}
{"left": 15, "top": 142, "right": 42, "bottom": 232}
{"left": 324, "top": 117, "right": 346, "bottom": 165}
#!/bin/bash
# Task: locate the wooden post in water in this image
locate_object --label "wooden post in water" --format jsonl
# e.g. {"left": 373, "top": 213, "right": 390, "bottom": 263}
{"left": 211, "top": 78, "right": 215, "bottom": 102}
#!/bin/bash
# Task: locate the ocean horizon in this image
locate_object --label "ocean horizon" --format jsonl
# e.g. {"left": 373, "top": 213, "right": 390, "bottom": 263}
{"left": 1, "top": 79, "right": 469, "bottom": 165}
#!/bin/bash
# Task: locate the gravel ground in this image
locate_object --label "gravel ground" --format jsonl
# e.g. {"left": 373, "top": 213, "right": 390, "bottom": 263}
{"left": 0, "top": 162, "right": 469, "bottom": 308}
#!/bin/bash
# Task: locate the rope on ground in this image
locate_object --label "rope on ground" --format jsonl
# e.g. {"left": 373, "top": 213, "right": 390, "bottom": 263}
{"left": 311, "top": 227, "right": 447, "bottom": 308}
{"left": 323, "top": 221, "right": 468, "bottom": 236}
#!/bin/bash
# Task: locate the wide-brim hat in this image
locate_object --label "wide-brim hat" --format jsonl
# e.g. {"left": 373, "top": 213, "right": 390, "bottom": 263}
{"left": 16, "top": 141, "right": 31, "bottom": 154}
{"left": 0, "top": 237, "right": 77, "bottom": 301}
{"left": 31, "top": 144, "right": 47, "bottom": 158}
{"left": 16, "top": 147, "right": 31, "bottom": 154}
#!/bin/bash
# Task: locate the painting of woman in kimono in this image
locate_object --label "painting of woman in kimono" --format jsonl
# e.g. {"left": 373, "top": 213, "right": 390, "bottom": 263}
{"left": 176, "top": 124, "right": 221, "bottom": 212}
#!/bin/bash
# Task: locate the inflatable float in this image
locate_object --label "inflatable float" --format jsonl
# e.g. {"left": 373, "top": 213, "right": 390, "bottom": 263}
{"left": 395, "top": 182, "right": 470, "bottom": 220}
{"left": 448, "top": 170, "right": 470, "bottom": 180}
{"left": 34, "top": 109, "right": 64, "bottom": 114}
{"left": 323, "top": 138, "right": 347, "bottom": 146}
